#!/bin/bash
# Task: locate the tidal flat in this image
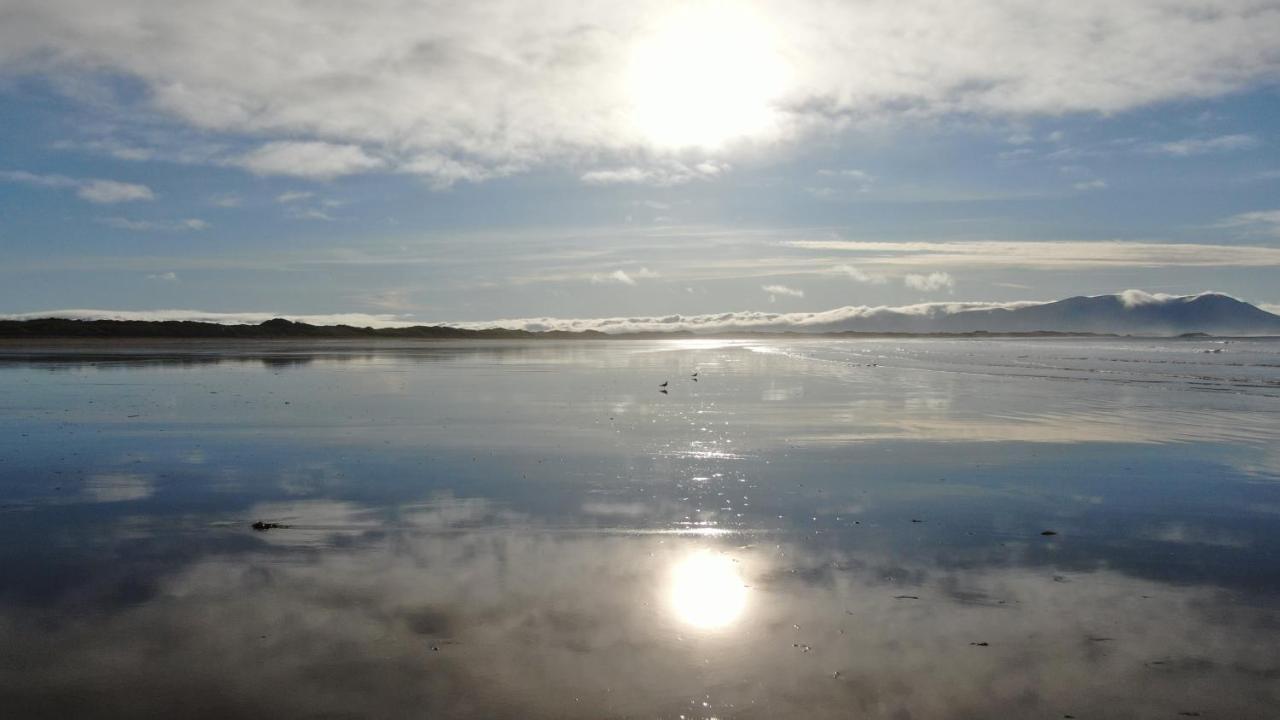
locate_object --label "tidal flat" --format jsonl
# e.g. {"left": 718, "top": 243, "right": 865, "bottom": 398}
{"left": 0, "top": 337, "right": 1278, "bottom": 719}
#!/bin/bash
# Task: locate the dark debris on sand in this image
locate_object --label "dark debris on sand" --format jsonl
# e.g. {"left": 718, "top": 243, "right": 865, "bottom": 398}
{"left": 251, "top": 521, "right": 288, "bottom": 531}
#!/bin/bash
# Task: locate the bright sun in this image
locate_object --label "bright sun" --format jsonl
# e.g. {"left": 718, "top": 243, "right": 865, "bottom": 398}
{"left": 627, "top": 2, "right": 789, "bottom": 150}
{"left": 669, "top": 550, "right": 749, "bottom": 630}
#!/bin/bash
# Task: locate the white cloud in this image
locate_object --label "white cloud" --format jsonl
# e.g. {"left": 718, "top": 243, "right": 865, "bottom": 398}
{"left": 762, "top": 283, "right": 804, "bottom": 299}
{"left": 580, "top": 167, "right": 657, "bottom": 185}
{"left": 816, "top": 168, "right": 874, "bottom": 191}
{"left": 580, "top": 161, "right": 729, "bottom": 186}
{"left": 274, "top": 190, "right": 341, "bottom": 219}
{"left": 1118, "top": 289, "right": 1179, "bottom": 308}
{"left": 208, "top": 193, "right": 242, "bottom": 207}
{"left": 1072, "top": 179, "right": 1107, "bottom": 191}
{"left": 275, "top": 191, "right": 314, "bottom": 204}
{"left": 285, "top": 207, "right": 335, "bottom": 222}
{"left": 1, "top": 170, "right": 153, "bottom": 203}
{"left": 401, "top": 153, "right": 515, "bottom": 188}
{"left": 590, "top": 268, "right": 658, "bottom": 286}
{"left": 1147, "top": 133, "right": 1261, "bottom": 157}
{"left": 903, "top": 271, "right": 955, "bottom": 292}
{"left": 804, "top": 186, "right": 837, "bottom": 199}
{"left": 6, "top": 2, "right": 1277, "bottom": 181}
{"left": 0, "top": 170, "right": 79, "bottom": 188}
{"left": 101, "top": 217, "right": 209, "bottom": 232}
{"left": 146, "top": 271, "right": 179, "bottom": 282}
{"left": 594, "top": 270, "right": 637, "bottom": 286}
{"left": 784, "top": 239, "right": 1280, "bottom": 269}
{"left": 54, "top": 138, "right": 157, "bottom": 161}
{"left": 236, "top": 141, "right": 384, "bottom": 180}
{"left": 831, "top": 264, "right": 887, "bottom": 284}
{"left": 1216, "top": 209, "right": 1280, "bottom": 237}
{"left": 76, "top": 179, "right": 154, "bottom": 204}
{"left": 817, "top": 168, "right": 871, "bottom": 180}
{"left": 1112, "top": 289, "right": 1252, "bottom": 309}
{"left": 997, "top": 147, "right": 1035, "bottom": 163}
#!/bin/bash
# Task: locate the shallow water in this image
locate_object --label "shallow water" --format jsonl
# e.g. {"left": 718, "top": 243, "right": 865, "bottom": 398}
{"left": 0, "top": 337, "right": 1278, "bottom": 719}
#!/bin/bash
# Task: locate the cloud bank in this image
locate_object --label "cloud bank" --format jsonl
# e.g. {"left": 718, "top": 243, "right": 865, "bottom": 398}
{"left": 785, "top": 240, "right": 1280, "bottom": 268}
{"left": 3, "top": 1, "right": 1278, "bottom": 183}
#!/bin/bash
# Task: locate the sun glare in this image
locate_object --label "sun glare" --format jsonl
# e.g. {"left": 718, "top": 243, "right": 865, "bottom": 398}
{"left": 627, "top": 2, "right": 789, "bottom": 149}
{"left": 669, "top": 550, "right": 749, "bottom": 630}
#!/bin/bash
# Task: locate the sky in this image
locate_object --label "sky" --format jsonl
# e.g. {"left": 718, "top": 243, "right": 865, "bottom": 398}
{"left": 1, "top": 0, "right": 1279, "bottom": 327}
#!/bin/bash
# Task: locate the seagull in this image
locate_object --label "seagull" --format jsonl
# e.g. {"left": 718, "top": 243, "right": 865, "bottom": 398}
{"left": 659, "top": 381, "right": 668, "bottom": 388}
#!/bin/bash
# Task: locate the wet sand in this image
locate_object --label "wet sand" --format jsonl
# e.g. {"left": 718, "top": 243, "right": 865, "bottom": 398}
{"left": 0, "top": 337, "right": 1277, "bottom": 718}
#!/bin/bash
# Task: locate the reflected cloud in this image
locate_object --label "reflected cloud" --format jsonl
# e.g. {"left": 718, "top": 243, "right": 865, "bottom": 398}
{"left": 0, "top": 515, "right": 1276, "bottom": 719}
{"left": 82, "top": 473, "right": 154, "bottom": 503}
{"left": 1143, "top": 523, "right": 1252, "bottom": 549}
{"left": 790, "top": 410, "right": 1280, "bottom": 446}
{"left": 581, "top": 501, "right": 649, "bottom": 517}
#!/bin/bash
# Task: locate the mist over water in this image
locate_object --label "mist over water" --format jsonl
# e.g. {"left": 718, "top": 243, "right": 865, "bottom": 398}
{"left": 1, "top": 337, "right": 1278, "bottom": 719}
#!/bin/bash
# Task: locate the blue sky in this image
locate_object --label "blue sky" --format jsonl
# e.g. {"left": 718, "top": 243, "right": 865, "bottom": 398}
{"left": 1, "top": 0, "right": 1279, "bottom": 328}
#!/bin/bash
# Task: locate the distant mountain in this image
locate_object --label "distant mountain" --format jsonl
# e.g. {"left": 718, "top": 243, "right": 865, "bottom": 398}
{"left": 2, "top": 292, "right": 1278, "bottom": 338}
{"left": 796, "top": 292, "right": 1280, "bottom": 336}
{"left": 929, "top": 292, "right": 1280, "bottom": 335}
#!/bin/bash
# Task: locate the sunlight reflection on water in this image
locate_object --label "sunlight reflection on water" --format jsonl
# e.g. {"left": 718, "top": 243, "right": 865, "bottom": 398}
{"left": 669, "top": 550, "right": 749, "bottom": 630}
